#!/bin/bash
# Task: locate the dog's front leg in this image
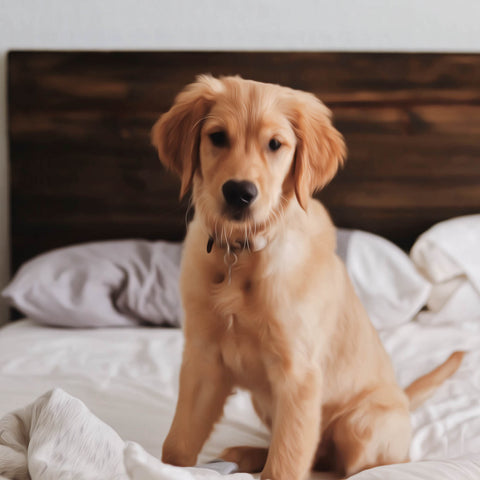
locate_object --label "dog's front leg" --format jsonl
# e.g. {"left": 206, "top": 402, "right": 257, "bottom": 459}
{"left": 261, "top": 372, "right": 322, "bottom": 480}
{"left": 162, "top": 343, "right": 232, "bottom": 467}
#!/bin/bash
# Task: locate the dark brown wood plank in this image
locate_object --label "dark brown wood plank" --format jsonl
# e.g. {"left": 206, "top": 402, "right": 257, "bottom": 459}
{"left": 9, "top": 52, "right": 480, "bottom": 111}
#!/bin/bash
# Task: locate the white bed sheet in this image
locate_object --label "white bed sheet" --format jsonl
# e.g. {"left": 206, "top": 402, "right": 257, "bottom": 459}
{"left": 0, "top": 321, "right": 269, "bottom": 464}
{"left": 1, "top": 318, "right": 480, "bottom": 479}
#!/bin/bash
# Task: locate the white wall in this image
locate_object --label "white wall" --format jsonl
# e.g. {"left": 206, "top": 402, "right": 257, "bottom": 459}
{"left": 1, "top": 0, "right": 480, "bottom": 324}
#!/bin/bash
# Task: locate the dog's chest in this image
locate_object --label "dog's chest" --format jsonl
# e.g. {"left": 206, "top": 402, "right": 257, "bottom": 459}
{"left": 209, "top": 255, "right": 290, "bottom": 389}
{"left": 210, "top": 250, "right": 279, "bottom": 322}
{"left": 219, "top": 315, "right": 268, "bottom": 389}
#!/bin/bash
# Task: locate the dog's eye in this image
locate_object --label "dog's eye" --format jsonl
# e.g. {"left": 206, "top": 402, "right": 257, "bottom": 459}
{"left": 209, "top": 131, "right": 228, "bottom": 148}
{"left": 268, "top": 138, "right": 282, "bottom": 152}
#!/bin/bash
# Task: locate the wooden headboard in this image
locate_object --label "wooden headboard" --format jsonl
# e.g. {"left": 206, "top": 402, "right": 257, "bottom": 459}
{"left": 8, "top": 51, "right": 480, "bottom": 274}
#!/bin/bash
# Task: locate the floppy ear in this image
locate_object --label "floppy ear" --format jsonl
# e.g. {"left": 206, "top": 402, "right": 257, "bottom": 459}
{"left": 151, "top": 75, "right": 222, "bottom": 198}
{"left": 288, "top": 92, "right": 346, "bottom": 210}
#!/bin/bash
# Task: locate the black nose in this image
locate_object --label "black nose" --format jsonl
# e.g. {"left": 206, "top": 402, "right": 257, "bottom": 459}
{"left": 222, "top": 180, "right": 258, "bottom": 209}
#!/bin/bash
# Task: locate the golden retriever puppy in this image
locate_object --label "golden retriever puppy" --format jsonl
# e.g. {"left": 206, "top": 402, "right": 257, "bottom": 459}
{"left": 152, "top": 75, "right": 463, "bottom": 480}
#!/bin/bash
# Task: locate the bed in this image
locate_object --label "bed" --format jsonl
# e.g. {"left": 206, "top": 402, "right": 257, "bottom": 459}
{"left": 2, "top": 51, "right": 480, "bottom": 480}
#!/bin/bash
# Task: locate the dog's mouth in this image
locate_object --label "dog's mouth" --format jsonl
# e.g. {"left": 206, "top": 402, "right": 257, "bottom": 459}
{"left": 207, "top": 207, "right": 262, "bottom": 244}
{"left": 221, "top": 205, "right": 253, "bottom": 222}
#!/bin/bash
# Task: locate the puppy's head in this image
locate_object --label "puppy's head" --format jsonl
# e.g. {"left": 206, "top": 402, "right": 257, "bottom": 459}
{"left": 152, "top": 75, "right": 345, "bottom": 237}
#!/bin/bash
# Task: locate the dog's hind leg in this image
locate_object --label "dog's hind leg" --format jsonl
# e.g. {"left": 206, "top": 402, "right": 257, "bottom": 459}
{"left": 332, "top": 394, "right": 411, "bottom": 477}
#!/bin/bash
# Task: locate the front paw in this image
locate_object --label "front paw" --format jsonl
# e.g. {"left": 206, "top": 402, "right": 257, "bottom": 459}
{"left": 221, "top": 445, "right": 268, "bottom": 473}
{"left": 161, "top": 443, "right": 196, "bottom": 467}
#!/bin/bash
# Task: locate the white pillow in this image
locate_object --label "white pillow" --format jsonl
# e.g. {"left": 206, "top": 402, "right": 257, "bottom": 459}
{"left": 338, "top": 229, "right": 431, "bottom": 330}
{"left": 411, "top": 215, "right": 480, "bottom": 292}
{"left": 410, "top": 215, "right": 480, "bottom": 326}
{"left": 2, "top": 240, "right": 183, "bottom": 328}
{"left": 2, "top": 230, "right": 427, "bottom": 330}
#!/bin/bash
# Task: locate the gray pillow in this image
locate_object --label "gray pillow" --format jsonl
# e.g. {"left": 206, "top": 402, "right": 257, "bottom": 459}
{"left": 2, "top": 230, "right": 428, "bottom": 330}
{"left": 1, "top": 240, "right": 183, "bottom": 328}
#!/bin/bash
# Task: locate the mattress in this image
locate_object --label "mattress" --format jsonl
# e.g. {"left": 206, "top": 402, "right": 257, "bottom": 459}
{"left": 1, "top": 318, "right": 480, "bottom": 479}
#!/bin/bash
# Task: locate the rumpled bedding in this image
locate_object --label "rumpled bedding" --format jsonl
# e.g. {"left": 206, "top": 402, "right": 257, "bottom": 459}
{"left": 0, "top": 389, "right": 126, "bottom": 480}
{"left": 0, "top": 388, "right": 256, "bottom": 480}
{"left": 1, "top": 388, "right": 480, "bottom": 480}
{"left": 1, "top": 316, "right": 480, "bottom": 480}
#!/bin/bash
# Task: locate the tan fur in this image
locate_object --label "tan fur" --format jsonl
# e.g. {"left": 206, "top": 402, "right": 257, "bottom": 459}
{"left": 152, "top": 75, "right": 464, "bottom": 480}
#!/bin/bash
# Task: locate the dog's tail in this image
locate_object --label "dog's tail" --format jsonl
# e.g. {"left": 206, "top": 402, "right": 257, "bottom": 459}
{"left": 404, "top": 351, "right": 465, "bottom": 411}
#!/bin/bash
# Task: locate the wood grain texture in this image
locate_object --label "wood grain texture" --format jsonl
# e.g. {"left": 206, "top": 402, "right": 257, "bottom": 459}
{"left": 8, "top": 51, "right": 480, "bottom": 276}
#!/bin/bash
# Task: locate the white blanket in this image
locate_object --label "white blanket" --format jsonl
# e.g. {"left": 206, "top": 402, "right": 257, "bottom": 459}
{"left": 0, "top": 389, "right": 126, "bottom": 480}
{"left": 1, "top": 388, "right": 480, "bottom": 480}
{"left": 1, "top": 315, "right": 480, "bottom": 480}
{"left": 0, "top": 388, "right": 285, "bottom": 480}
